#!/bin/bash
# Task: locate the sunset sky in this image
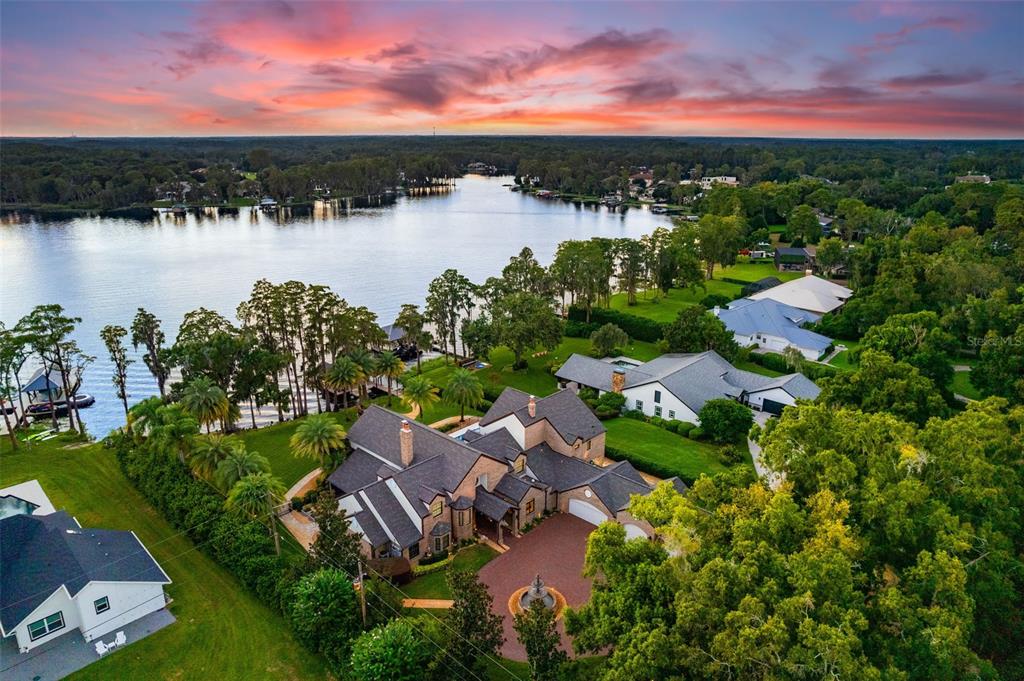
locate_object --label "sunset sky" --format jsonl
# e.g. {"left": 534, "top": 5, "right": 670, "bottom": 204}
{"left": 2, "top": 1, "right": 1021, "bottom": 138}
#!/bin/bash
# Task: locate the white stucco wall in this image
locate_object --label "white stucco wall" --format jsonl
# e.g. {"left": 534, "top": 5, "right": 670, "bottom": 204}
{"left": 14, "top": 587, "right": 77, "bottom": 652}
{"left": 620, "top": 383, "right": 699, "bottom": 424}
{"left": 732, "top": 333, "right": 822, "bottom": 360}
{"left": 745, "top": 387, "right": 798, "bottom": 410}
{"left": 76, "top": 581, "right": 167, "bottom": 642}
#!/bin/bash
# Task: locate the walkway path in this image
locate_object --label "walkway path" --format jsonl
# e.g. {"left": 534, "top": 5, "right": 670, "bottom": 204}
{"left": 749, "top": 412, "right": 783, "bottom": 490}
{"left": 428, "top": 415, "right": 480, "bottom": 429}
{"left": 280, "top": 467, "right": 323, "bottom": 551}
{"left": 285, "top": 467, "right": 322, "bottom": 501}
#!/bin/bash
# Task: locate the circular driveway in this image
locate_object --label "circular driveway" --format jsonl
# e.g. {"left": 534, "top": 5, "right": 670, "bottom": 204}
{"left": 477, "top": 513, "right": 595, "bottom": 660}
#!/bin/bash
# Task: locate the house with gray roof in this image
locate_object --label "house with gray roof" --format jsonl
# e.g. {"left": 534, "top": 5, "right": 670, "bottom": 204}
{"left": 714, "top": 297, "right": 833, "bottom": 360}
{"left": 0, "top": 483, "right": 171, "bottom": 655}
{"left": 328, "top": 389, "right": 674, "bottom": 561}
{"left": 556, "top": 350, "right": 820, "bottom": 421}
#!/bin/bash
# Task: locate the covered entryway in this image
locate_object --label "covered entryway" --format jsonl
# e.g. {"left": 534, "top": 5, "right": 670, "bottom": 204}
{"left": 567, "top": 499, "right": 608, "bottom": 526}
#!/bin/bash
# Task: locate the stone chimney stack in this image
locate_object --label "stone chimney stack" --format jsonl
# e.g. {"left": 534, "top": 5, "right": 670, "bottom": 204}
{"left": 528, "top": 395, "right": 536, "bottom": 418}
{"left": 612, "top": 369, "right": 625, "bottom": 393}
{"left": 400, "top": 420, "right": 413, "bottom": 467}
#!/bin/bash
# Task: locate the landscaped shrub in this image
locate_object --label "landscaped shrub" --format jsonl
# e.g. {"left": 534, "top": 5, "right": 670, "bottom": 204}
{"left": 568, "top": 306, "right": 667, "bottom": 343}
{"left": 717, "top": 444, "right": 746, "bottom": 465}
{"left": 675, "top": 421, "right": 697, "bottom": 437}
{"left": 604, "top": 444, "right": 692, "bottom": 484}
{"left": 482, "top": 384, "right": 505, "bottom": 401}
{"left": 418, "top": 549, "right": 449, "bottom": 567}
{"left": 749, "top": 351, "right": 839, "bottom": 380}
{"left": 565, "top": 320, "right": 600, "bottom": 339}
{"left": 689, "top": 426, "right": 705, "bottom": 440}
{"left": 590, "top": 323, "right": 630, "bottom": 357}
{"left": 698, "top": 399, "right": 755, "bottom": 444}
{"left": 622, "top": 409, "right": 646, "bottom": 420}
{"left": 700, "top": 293, "right": 732, "bottom": 310}
{"left": 594, "top": 391, "right": 626, "bottom": 419}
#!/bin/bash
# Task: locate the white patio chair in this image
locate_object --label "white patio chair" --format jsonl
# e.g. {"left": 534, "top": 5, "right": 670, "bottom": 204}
{"left": 115, "top": 631, "right": 127, "bottom": 646}
{"left": 94, "top": 640, "right": 108, "bottom": 656}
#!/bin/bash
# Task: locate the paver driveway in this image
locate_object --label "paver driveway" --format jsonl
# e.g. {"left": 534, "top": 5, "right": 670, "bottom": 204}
{"left": 478, "top": 513, "right": 595, "bottom": 661}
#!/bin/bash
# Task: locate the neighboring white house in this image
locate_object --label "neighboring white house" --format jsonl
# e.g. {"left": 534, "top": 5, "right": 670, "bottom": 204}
{"left": 747, "top": 274, "right": 853, "bottom": 314}
{"left": 0, "top": 482, "right": 171, "bottom": 654}
{"left": 714, "top": 298, "right": 834, "bottom": 360}
{"left": 556, "top": 350, "right": 821, "bottom": 419}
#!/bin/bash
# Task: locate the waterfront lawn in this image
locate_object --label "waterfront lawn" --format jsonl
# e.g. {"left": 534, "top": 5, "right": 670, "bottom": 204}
{"left": 610, "top": 280, "right": 743, "bottom": 323}
{"left": 238, "top": 408, "right": 360, "bottom": 487}
{"left": 402, "top": 543, "right": 500, "bottom": 600}
{"left": 604, "top": 417, "right": 742, "bottom": 481}
{"left": 0, "top": 435, "right": 329, "bottom": 681}
{"left": 950, "top": 370, "right": 982, "bottom": 401}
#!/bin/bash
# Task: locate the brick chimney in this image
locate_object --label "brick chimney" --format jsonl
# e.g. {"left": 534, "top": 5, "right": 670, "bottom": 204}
{"left": 611, "top": 369, "right": 625, "bottom": 393}
{"left": 400, "top": 420, "right": 413, "bottom": 467}
{"left": 527, "top": 395, "right": 536, "bottom": 418}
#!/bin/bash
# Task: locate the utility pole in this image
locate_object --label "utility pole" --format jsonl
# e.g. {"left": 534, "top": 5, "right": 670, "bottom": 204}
{"left": 356, "top": 557, "right": 367, "bottom": 626}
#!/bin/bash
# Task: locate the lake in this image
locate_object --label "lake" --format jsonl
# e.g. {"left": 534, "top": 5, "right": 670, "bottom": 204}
{"left": 1, "top": 175, "right": 667, "bottom": 436}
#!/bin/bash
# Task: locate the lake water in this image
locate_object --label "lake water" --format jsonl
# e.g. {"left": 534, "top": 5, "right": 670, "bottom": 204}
{"left": 0, "top": 175, "right": 666, "bottom": 436}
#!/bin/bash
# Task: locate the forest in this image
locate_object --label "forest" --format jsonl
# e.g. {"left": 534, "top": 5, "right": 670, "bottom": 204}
{"left": 1, "top": 136, "right": 1021, "bottom": 212}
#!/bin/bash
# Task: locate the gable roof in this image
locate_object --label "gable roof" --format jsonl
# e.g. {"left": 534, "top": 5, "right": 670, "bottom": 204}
{"left": 1, "top": 511, "right": 170, "bottom": 633}
{"left": 716, "top": 298, "right": 832, "bottom": 352}
{"left": 747, "top": 275, "right": 853, "bottom": 314}
{"left": 555, "top": 351, "right": 820, "bottom": 413}
{"left": 327, "top": 448, "right": 385, "bottom": 495}
{"left": 461, "top": 428, "right": 522, "bottom": 462}
{"left": 479, "top": 388, "right": 604, "bottom": 445}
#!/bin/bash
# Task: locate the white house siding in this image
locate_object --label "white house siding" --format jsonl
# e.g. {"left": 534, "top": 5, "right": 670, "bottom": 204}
{"left": 477, "top": 414, "right": 526, "bottom": 449}
{"left": 13, "top": 588, "right": 78, "bottom": 652}
{"left": 745, "top": 387, "right": 798, "bottom": 410}
{"left": 732, "top": 333, "right": 822, "bottom": 361}
{"left": 76, "top": 581, "right": 167, "bottom": 642}
{"left": 620, "top": 383, "right": 699, "bottom": 424}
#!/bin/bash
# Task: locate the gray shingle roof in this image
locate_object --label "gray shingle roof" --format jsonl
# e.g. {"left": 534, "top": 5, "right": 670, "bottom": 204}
{"left": 1, "top": 512, "right": 170, "bottom": 633}
{"left": 479, "top": 388, "right": 604, "bottom": 444}
{"left": 555, "top": 354, "right": 651, "bottom": 392}
{"left": 328, "top": 449, "right": 385, "bottom": 495}
{"left": 358, "top": 482, "right": 421, "bottom": 549}
{"left": 716, "top": 298, "right": 831, "bottom": 353}
{"left": 474, "top": 486, "right": 512, "bottom": 521}
{"left": 461, "top": 428, "right": 522, "bottom": 462}
{"left": 587, "top": 470, "right": 652, "bottom": 512}
{"left": 493, "top": 474, "right": 533, "bottom": 503}
{"left": 352, "top": 509, "right": 388, "bottom": 548}
{"left": 430, "top": 522, "right": 451, "bottom": 537}
{"left": 525, "top": 444, "right": 601, "bottom": 491}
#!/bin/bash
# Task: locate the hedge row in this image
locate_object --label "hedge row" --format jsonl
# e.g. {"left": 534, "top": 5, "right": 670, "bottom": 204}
{"left": 110, "top": 435, "right": 299, "bottom": 615}
{"left": 749, "top": 351, "right": 839, "bottom": 380}
{"left": 604, "top": 444, "right": 693, "bottom": 485}
{"left": 567, "top": 306, "right": 667, "bottom": 343}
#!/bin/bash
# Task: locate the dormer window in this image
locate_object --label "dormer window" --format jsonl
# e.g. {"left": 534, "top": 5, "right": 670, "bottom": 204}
{"left": 514, "top": 457, "right": 525, "bottom": 473}
{"left": 431, "top": 499, "right": 444, "bottom": 517}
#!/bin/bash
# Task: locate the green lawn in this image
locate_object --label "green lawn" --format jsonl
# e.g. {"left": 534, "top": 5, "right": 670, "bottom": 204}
{"left": 402, "top": 543, "right": 500, "bottom": 600}
{"left": 238, "top": 408, "right": 360, "bottom": 487}
{"left": 604, "top": 417, "right": 742, "bottom": 480}
{"left": 610, "top": 279, "right": 743, "bottom": 323}
{"left": 734, "top": 359, "right": 786, "bottom": 377}
{"left": 0, "top": 434, "right": 330, "bottom": 681}
{"left": 714, "top": 262, "right": 802, "bottom": 283}
{"left": 827, "top": 338, "right": 863, "bottom": 371}
{"left": 950, "top": 370, "right": 982, "bottom": 400}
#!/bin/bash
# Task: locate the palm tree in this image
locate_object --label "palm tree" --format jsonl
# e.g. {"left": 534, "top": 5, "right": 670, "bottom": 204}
{"left": 445, "top": 368, "right": 484, "bottom": 422}
{"left": 180, "top": 376, "right": 230, "bottom": 434}
{"left": 402, "top": 375, "right": 439, "bottom": 421}
{"left": 215, "top": 446, "right": 271, "bottom": 492}
{"left": 127, "top": 396, "right": 165, "bottom": 443}
{"left": 225, "top": 472, "right": 286, "bottom": 555}
{"left": 191, "top": 434, "right": 239, "bottom": 480}
{"left": 150, "top": 403, "right": 199, "bottom": 464}
{"left": 349, "top": 349, "right": 375, "bottom": 404}
{"left": 325, "top": 356, "right": 363, "bottom": 410}
{"left": 376, "top": 351, "right": 405, "bottom": 406}
{"left": 290, "top": 413, "right": 346, "bottom": 472}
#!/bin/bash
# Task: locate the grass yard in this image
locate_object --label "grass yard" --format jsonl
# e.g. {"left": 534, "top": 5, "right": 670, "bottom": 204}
{"left": 610, "top": 279, "right": 743, "bottom": 323}
{"left": 950, "top": 370, "right": 983, "bottom": 400}
{"left": 827, "top": 338, "right": 863, "bottom": 371}
{"left": 734, "top": 359, "right": 786, "bottom": 377}
{"left": 402, "top": 543, "right": 500, "bottom": 600}
{"left": 714, "top": 262, "right": 802, "bottom": 283}
{"left": 0, "top": 434, "right": 330, "bottom": 681}
{"left": 604, "top": 417, "right": 743, "bottom": 481}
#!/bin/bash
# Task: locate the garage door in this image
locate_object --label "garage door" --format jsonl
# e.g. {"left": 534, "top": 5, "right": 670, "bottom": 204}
{"left": 623, "top": 524, "right": 648, "bottom": 539}
{"left": 568, "top": 499, "right": 609, "bottom": 526}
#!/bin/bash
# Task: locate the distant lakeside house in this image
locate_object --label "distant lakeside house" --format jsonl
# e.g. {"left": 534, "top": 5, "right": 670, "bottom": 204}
{"left": 327, "top": 389, "right": 685, "bottom": 563}
{"left": 774, "top": 246, "right": 814, "bottom": 272}
{"left": 0, "top": 482, "right": 171, "bottom": 655}
{"left": 556, "top": 350, "right": 820, "bottom": 421}
{"left": 746, "top": 274, "right": 853, "bottom": 315}
{"left": 713, "top": 298, "right": 833, "bottom": 360}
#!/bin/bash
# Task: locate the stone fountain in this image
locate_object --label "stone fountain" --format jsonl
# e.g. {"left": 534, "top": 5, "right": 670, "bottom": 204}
{"left": 519, "top": 574, "right": 556, "bottom": 611}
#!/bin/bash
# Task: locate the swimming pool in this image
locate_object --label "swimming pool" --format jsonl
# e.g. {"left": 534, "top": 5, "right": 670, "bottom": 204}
{"left": 0, "top": 495, "right": 39, "bottom": 519}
